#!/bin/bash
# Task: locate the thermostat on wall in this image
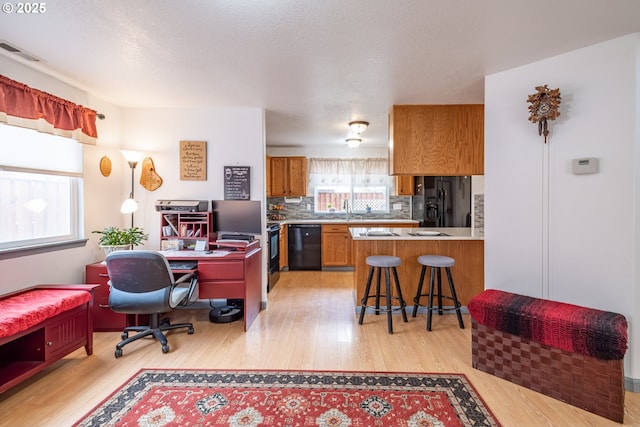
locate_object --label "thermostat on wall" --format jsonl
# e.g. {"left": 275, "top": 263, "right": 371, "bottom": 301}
{"left": 572, "top": 157, "right": 598, "bottom": 175}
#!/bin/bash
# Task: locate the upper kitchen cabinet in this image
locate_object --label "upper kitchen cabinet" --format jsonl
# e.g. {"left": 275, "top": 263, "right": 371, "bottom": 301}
{"left": 266, "top": 155, "right": 271, "bottom": 197}
{"left": 270, "top": 156, "right": 308, "bottom": 197}
{"left": 394, "top": 175, "right": 414, "bottom": 195}
{"left": 388, "top": 105, "right": 484, "bottom": 176}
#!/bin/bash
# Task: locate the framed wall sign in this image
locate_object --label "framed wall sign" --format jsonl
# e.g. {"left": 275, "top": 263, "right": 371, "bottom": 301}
{"left": 180, "top": 140, "right": 207, "bottom": 181}
{"left": 224, "top": 166, "right": 250, "bottom": 200}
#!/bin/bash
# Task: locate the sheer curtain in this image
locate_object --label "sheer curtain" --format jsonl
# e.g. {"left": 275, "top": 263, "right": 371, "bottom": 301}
{"left": 308, "top": 158, "right": 390, "bottom": 191}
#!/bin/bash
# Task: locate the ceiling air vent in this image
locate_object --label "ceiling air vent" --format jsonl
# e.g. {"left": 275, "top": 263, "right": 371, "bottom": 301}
{"left": 0, "top": 41, "right": 41, "bottom": 62}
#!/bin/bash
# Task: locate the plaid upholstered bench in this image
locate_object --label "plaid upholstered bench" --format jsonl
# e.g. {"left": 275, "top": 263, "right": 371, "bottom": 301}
{"left": 468, "top": 289, "right": 628, "bottom": 423}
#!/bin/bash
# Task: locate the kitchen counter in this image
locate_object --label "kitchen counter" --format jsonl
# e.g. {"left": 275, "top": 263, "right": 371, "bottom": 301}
{"left": 349, "top": 227, "right": 482, "bottom": 240}
{"left": 350, "top": 227, "right": 484, "bottom": 307}
{"left": 277, "top": 219, "right": 419, "bottom": 225}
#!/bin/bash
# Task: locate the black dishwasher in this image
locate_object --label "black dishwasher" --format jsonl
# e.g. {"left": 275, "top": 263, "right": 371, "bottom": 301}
{"left": 288, "top": 224, "right": 322, "bottom": 270}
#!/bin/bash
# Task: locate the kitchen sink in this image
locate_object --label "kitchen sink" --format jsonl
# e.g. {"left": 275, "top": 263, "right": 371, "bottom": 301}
{"left": 408, "top": 231, "right": 449, "bottom": 236}
{"left": 360, "top": 231, "right": 399, "bottom": 236}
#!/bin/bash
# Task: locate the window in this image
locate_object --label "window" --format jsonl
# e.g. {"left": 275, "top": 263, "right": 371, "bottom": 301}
{"left": 309, "top": 158, "right": 391, "bottom": 213}
{"left": 0, "top": 124, "right": 83, "bottom": 251}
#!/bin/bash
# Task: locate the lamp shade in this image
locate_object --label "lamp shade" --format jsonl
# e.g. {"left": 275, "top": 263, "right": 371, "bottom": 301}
{"left": 346, "top": 138, "right": 361, "bottom": 148}
{"left": 120, "top": 197, "right": 138, "bottom": 214}
{"left": 348, "top": 121, "right": 369, "bottom": 134}
{"left": 120, "top": 150, "right": 145, "bottom": 166}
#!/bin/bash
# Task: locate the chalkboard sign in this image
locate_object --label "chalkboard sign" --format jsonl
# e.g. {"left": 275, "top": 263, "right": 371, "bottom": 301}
{"left": 224, "top": 166, "right": 250, "bottom": 200}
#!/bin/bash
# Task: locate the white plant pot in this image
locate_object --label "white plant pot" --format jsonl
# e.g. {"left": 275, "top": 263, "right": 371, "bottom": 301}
{"left": 100, "top": 244, "right": 131, "bottom": 256}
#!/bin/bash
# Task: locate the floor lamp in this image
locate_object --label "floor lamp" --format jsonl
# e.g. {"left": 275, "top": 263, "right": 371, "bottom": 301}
{"left": 120, "top": 150, "right": 145, "bottom": 227}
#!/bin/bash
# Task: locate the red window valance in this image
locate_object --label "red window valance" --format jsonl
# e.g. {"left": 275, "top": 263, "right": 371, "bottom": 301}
{"left": 0, "top": 74, "right": 98, "bottom": 144}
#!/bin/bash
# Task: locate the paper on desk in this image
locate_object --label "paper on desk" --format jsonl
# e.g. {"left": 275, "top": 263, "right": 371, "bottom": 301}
{"left": 158, "top": 250, "right": 230, "bottom": 257}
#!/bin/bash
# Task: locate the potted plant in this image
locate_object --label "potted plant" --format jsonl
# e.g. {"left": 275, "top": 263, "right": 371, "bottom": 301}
{"left": 92, "top": 226, "right": 148, "bottom": 255}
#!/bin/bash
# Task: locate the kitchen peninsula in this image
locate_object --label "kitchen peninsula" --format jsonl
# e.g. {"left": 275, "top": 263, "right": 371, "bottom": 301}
{"left": 350, "top": 227, "right": 484, "bottom": 308}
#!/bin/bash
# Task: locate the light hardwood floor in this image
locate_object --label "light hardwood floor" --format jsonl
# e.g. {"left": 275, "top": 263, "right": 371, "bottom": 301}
{"left": 1, "top": 270, "right": 638, "bottom": 426}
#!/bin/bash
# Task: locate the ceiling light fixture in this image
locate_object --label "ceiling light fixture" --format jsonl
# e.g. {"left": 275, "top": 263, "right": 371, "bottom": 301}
{"left": 348, "top": 121, "right": 369, "bottom": 134}
{"left": 346, "top": 138, "right": 362, "bottom": 148}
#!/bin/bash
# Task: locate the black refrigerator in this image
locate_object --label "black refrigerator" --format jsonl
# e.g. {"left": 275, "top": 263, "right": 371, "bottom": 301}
{"left": 412, "top": 176, "right": 472, "bottom": 227}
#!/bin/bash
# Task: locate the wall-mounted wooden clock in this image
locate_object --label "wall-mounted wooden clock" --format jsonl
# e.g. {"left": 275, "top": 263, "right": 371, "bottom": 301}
{"left": 527, "top": 85, "right": 561, "bottom": 143}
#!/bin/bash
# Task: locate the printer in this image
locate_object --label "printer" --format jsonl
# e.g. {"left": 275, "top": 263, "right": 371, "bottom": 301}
{"left": 155, "top": 200, "right": 209, "bottom": 212}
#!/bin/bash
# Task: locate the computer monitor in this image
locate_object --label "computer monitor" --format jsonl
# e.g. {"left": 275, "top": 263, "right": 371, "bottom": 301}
{"left": 211, "top": 200, "right": 262, "bottom": 235}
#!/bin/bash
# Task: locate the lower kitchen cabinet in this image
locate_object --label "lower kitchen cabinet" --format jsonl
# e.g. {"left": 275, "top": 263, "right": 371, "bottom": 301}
{"left": 321, "top": 224, "right": 351, "bottom": 266}
{"left": 321, "top": 222, "right": 416, "bottom": 267}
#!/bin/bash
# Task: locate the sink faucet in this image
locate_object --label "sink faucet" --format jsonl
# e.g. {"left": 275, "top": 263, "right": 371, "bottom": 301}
{"left": 342, "top": 199, "right": 351, "bottom": 220}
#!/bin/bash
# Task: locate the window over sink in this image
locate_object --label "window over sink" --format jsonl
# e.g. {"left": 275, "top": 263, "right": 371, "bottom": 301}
{"left": 308, "top": 158, "right": 391, "bottom": 214}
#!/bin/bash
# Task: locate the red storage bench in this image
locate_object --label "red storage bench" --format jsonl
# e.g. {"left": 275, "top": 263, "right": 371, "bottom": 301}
{"left": 468, "top": 289, "right": 628, "bottom": 423}
{"left": 0, "top": 284, "right": 97, "bottom": 394}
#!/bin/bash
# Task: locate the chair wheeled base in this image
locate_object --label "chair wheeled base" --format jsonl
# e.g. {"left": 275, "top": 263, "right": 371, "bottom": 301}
{"left": 115, "top": 313, "right": 194, "bottom": 357}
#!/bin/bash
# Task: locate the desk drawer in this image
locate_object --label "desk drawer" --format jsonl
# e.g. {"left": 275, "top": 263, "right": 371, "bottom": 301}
{"left": 85, "top": 264, "right": 110, "bottom": 298}
{"left": 199, "top": 281, "right": 245, "bottom": 299}
{"left": 197, "top": 260, "right": 244, "bottom": 280}
{"left": 93, "top": 297, "right": 126, "bottom": 331}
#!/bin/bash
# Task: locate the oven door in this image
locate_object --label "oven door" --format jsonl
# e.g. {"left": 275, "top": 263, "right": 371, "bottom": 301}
{"left": 267, "top": 226, "right": 280, "bottom": 291}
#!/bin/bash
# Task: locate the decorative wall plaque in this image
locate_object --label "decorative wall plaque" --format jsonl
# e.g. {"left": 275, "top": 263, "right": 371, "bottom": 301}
{"left": 140, "top": 157, "right": 163, "bottom": 191}
{"left": 180, "top": 140, "right": 207, "bottom": 181}
{"left": 99, "top": 155, "right": 111, "bottom": 177}
{"left": 224, "top": 166, "right": 251, "bottom": 200}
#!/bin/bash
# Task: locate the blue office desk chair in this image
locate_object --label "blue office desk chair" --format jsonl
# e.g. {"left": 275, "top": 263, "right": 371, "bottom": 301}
{"left": 105, "top": 250, "right": 198, "bottom": 358}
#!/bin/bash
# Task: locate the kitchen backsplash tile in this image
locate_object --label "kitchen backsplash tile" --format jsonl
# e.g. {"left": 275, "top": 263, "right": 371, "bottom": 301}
{"left": 267, "top": 196, "right": 412, "bottom": 221}
{"left": 474, "top": 194, "right": 484, "bottom": 236}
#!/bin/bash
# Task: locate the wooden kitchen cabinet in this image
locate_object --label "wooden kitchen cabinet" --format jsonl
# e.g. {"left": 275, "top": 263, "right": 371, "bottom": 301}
{"left": 388, "top": 104, "right": 484, "bottom": 176}
{"left": 352, "top": 238, "right": 484, "bottom": 306}
{"left": 270, "top": 156, "right": 308, "bottom": 197}
{"left": 266, "top": 155, "right": 271, "bottom": 197}
{"left": 322, "top": 222, "right": 415, "bottom": 267}
{"left": 394, "top": 175, "right": 414, "bottom": 195}
{"left": 322, "top": 224, "right": 351, "bottom": 266}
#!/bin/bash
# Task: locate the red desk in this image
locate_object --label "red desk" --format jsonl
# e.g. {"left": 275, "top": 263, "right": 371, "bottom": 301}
{"left": 163, "top": 244, "right": 263, "bottom": 332}
{"left": 85, "top": 244, "right": 263, "bottom": 332}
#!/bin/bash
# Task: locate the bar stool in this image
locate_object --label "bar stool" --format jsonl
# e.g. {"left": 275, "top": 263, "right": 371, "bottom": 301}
{"left": 412, "top": 255, "right": 465, "bottom": 331}
{"left": 358, "top": 255, "right": 408, "bottom": 334}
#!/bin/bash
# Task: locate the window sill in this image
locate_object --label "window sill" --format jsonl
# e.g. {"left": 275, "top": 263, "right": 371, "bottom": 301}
{"left": 0, "top": 239, "right": 88, "bottom": 260}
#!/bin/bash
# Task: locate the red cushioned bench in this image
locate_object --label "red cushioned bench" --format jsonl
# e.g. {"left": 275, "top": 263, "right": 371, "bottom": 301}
{"left": 0, "top": 284, "right": 98, "bottom": 394}
{"left": 468, "top": 289, "right": 628, "bottom": 423}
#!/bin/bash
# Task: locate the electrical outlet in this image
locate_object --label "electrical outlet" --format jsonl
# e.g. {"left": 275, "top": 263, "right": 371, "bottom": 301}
{"left": 307, "top": 203, "right": 311, "bottom": 210}
{"left": 393, "top": 203, "right": 402, "bottom": 210}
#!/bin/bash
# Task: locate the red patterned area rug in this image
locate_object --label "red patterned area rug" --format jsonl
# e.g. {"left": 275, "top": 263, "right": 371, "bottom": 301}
{"left": 73, "top": 369, "right": 501, "bottom": 427}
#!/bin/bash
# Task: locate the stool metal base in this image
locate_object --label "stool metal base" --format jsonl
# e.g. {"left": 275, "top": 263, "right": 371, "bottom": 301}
{"left": 358, "top": 265, "right": 408, "bottom": 334}
{"left": 412, "top": 264, "right": 464, "bottom": 331}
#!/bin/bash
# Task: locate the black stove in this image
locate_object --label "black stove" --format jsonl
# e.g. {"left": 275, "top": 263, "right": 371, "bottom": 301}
{"left": 266, "top": 223, "right": 281, "bottom": 291}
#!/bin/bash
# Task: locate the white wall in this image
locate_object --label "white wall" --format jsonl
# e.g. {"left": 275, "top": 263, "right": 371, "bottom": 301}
{"left": 121, "top": 107, "right": 268, "bottom": 299}
{"left": 485, "top": 33, "right": 640, "bottom": 382}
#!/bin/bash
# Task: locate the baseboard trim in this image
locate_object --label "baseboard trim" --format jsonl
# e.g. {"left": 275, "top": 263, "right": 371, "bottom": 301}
{"left": 354, "top": 305, "right": 469, "bottom": 315}
{"left": 625, "top": 376, "right": 640, "bottom": 392}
